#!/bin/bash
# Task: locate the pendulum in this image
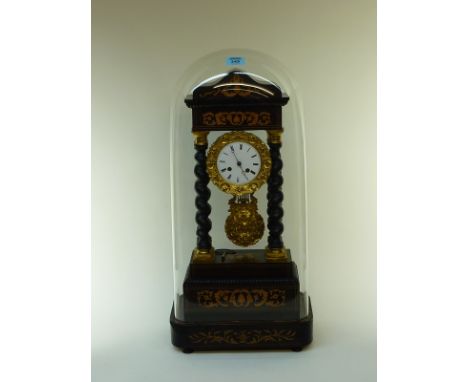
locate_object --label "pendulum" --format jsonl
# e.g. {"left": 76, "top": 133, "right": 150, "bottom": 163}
{"left": 225, "top": 194, "right": 264, "bottom": 246}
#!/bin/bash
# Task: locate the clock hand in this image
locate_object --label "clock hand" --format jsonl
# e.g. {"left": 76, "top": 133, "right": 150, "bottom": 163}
{"left": 230, "top": 146, "right": 241, "bottom": 165}
{"left": 230, "top": 147, "right": 249, "bottom": 180}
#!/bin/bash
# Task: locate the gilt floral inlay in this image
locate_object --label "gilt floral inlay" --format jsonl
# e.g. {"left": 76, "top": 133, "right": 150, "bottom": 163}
{"left": 202, "top": 111, "right": 271, "bottom": 127}
{"left": 189, "top": 329, "right": 296, "bottom": 345}
{"left": 197, "top": 288, "right": 286, "bottom": 308}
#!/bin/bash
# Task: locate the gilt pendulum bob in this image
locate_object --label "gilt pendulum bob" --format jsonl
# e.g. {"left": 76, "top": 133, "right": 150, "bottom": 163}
{"left": 170, "top": 71, "right": 313, "bottom": 352}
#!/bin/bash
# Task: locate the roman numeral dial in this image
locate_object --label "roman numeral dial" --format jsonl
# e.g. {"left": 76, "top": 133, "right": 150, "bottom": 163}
{"left": 206, "top": 131, "right": 271, "bottom": 196}
{"left": 217, "top": 141, "right": 262, "bottom": 185}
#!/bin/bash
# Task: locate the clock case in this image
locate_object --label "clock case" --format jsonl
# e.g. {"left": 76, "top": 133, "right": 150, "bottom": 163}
{"left": 170, "top": 52, "right": 312, "bottom": 352}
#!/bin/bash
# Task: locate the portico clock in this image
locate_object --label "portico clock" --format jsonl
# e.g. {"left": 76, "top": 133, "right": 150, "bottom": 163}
{"left": 169, "top": 70, "right": 313, "bottom": 352}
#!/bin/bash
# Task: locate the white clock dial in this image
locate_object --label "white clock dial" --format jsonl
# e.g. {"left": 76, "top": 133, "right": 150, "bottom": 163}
{"left": 216, "top": 141, "right": 262, "bottom": 185}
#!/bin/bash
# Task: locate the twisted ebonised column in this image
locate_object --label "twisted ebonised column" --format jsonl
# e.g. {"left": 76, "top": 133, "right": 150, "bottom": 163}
{"left": 194, "top": 143, "right": 212, "bottom": 251}
{"left": 267, "top": 141, "right": 284, "bottom": 250}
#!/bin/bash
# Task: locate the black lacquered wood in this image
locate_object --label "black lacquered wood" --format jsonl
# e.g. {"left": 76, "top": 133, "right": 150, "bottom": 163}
{"left": 183, "top": 270, "right": 300, "bottom": 321}
{"left": 170, "top": 298, "right": 313, "bottom": 352}
{"left": 185, "top": 71, "right": 289, "bottom": 108}
{"left": 267, "top": 142, "right": 284, "bottom": 249}
{"left": 190, "top": 249, "right": 293, "bottom": 279}
{"left": 183, "top": 249, "right": 299, "bottom": 322}
{"left": 194, "top": 144, "right": 212, "bottom": 249}
{"left": 185, "top": 71, "right": 289, "bottom": 132}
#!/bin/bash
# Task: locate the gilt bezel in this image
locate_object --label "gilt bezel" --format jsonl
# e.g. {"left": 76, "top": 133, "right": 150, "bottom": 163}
{"left": 206, "top": 131, "right": 271, "bottom": 196}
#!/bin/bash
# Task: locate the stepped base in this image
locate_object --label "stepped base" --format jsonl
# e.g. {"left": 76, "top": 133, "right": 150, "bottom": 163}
{"left": 170, "top": 298, "right": 313, "bottom": 352}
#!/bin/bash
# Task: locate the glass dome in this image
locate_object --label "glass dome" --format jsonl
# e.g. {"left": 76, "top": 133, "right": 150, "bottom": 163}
{"left": 169, "top": 49, "right": 312, "bottom": 352}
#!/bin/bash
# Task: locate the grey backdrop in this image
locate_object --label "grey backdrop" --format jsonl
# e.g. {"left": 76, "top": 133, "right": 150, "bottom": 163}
{"left": 92, "top": 0, "right": 376, "bottom": 381}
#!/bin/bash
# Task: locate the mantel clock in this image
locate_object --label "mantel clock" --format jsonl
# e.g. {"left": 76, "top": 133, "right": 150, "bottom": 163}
{"left": 170, "top": 70, "right": 313, "bottom": 352}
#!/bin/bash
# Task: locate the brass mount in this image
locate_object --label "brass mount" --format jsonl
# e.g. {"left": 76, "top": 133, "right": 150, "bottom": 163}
{"left": 267, "top": 130, "right": 283, "bottom": 145}
{"left": 193, "top": 131, "right": 209, "bottom": 146}
{"left": 265, "top": 247, "right": 288, "bottom": 262}
{"left": 192, "top": 247, "right": 215, "bottom": 263}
